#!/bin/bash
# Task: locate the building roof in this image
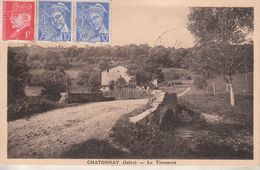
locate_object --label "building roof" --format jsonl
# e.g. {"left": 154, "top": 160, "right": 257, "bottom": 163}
{"left": 101, "top": 64, "right": 129, "bottom": 73}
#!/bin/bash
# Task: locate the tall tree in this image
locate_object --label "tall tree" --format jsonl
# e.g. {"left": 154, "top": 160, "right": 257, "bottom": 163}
{"left": 187, "top": 7, "right": 253, "bottom": 106}
{"left": 8, "top": 49, "right": 30, "bottom": 104}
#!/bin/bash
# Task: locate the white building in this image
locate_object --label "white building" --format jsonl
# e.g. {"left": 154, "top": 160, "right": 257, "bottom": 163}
{"left": 100, "top": 65, "right": 132, "bottom": 91}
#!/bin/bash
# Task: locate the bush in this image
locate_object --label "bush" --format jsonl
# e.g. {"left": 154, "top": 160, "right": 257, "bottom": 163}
{"left": 30, "top": 70, "right": 69, "bottom": 100}
{"left": 195, "top": 132, "right": 253, "bottom": 159}
{"left": 8, "top": 49, "right": 30, "bottom": 104}
{"left": 110, "top": 117, "right": 191, "bottom": 158}
{"left": 8, "top": 97, "right": 59, "bottom": 121}
{"left": 194, "top": 76, "right": 207, "bottom": 90}
{"left": 61, "top": 139, "right": 128, "bottom": 158}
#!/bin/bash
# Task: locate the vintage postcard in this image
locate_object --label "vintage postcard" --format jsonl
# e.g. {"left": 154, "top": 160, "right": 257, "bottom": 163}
{"left": 37, "top": 0, "right": 72, "bottom": 42}
{"left": 0, "top": 0, "right": 260, "bottom": 167}
{"left": 2, "top": 1, "right": 35, "bottom": 41}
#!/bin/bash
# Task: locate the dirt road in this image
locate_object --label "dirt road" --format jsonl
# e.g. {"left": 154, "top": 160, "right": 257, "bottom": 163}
{"left": 8, "top": 99, "right": 148, "bottom": 158}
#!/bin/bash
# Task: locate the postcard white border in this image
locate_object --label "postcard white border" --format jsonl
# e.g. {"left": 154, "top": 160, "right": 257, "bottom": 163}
{"left": 0, "top": 0, "right": 259, "bottom": 166}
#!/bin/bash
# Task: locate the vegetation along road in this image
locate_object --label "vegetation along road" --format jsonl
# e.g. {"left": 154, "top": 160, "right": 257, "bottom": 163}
{"left": 8, "top": 99, "right": 148, "bottom": 158}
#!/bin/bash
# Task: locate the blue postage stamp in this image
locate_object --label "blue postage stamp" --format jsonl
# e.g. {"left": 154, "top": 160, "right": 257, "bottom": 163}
{"left": 38, "top": 1, "right": 72, "bottom": 42}
{"left": 76, "top": 1, "right": 110, "bottom": 43}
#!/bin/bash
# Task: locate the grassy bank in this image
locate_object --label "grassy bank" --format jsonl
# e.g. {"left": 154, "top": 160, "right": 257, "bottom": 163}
{"left": 57, "top": 90, "right": 253, "bottom": 159}
{"left": 8, "top": 96, "right": 61, "bottom": 121}
{"left": 177, "top": 93, "right": 253, "bottom": 159}
{"left": 107, "top": 93, "right": 253, "bottom": 159}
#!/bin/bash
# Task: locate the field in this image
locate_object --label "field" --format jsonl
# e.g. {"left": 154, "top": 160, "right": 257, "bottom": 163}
{"left": 160, "top": 70, "right": 253, "bottom": 96}
{"left": 100, "top": 71, "right": 253, "bottom": 159}
{"left": 206, "top": 72, "right": 253, "bottom": 95}
{"left": 176, "top": 72, "right": 254, "bottom": 158}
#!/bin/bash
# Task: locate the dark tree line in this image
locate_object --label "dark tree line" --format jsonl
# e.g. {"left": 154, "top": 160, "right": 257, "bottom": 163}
{"left": 8, "top": 34, "right": 253, "bottom": 103}
{"left": 8, "top": 49, "right": 29, "bottom": 104}
{"left": 9, "top": 44, "right": 194, "bottom": 91}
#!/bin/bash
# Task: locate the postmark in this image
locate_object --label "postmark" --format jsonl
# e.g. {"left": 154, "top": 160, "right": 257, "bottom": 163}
{"left": 2, "top": 1, "right": 35, "bottom": 41}
{"left": 76, "top": 1, "right": 110, "bottom": 43}
{"left": 38, "top": 1, "right": 72, "bottom": 42}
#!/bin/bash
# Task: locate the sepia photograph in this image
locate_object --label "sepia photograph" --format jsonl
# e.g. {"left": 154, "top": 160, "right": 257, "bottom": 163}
{"left": 6, "top": 5, "right": 254, "bottom": 160}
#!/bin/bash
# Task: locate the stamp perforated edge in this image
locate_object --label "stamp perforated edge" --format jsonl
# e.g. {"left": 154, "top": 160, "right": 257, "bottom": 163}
{"left": 2, "top": 0, "right": 36, "bottom": 42}
{"left": 74, "top": 0, "right": 111, "bottom": 45}
{"left": 36, "top": 0, "right": 73, "bottom": 43}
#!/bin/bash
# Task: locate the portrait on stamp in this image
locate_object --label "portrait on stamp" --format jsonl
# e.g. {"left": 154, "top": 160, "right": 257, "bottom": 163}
{"left": 3, "top": 1, "right": 35, "bottom": 41}
{"left": 76, "top": 2, "right": 109, "bottom": 42}
{"left": 38, "top": 1, "right": 72, "bottom": 42}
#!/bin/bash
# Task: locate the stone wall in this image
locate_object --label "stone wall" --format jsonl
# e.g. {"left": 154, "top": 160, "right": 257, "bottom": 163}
{"left": 142, "top": 93, "right": 179, "bottom": 131}
{"left": 59, "top": 92, "right": 114, "bottom": 104}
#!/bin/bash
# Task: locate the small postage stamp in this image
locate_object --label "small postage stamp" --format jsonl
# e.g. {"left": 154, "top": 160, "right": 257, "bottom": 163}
{"left": 38, "top": 1, "right": 72, "bottom": 42}
{"left": 2, "top": 1, "right": 35, "bottom": 41}
{"left": 76, "top": 1, "right": 110, "bottom": 43}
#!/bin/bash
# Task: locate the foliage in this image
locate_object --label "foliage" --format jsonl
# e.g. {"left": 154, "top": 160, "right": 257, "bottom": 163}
{"left": 195, "top": 133, "right": 253, "bottom": 158}
{"left": 163, "top": 71, "right": 187, "bottom": 81}
{"left": 187, "top": 8, "right": 253, "bottom": 78}
{"left": 128, "top": 58, "right": 165, "bottom": 86}
{"left": 30, "top": 70, "right": 69, "bottom": 100}
{"left": 98, "top": 57, "right": 112, "bottom": 70}
{"left": 77, "top": 68, "right": 101, "bottom": 92}
{"left": 110, "top": 118, "right": 190, "bottom": 158}
{"left": 237, "top": 43, "right": 254, "bottom": 73}
{"left": 134, "top": 70, "right": 152, "bottom": 86}
{"left": 187, "top": 7, "right": 253, "bottom": 45}
{"left": 115, "top": 77, "right": 128, "bottom": 88}
{"left": 108, "top": 93, "right": 253, "bottom": 158}
{"left": 148, "top": 45, "right": 173, "bottom": 67}
{"left": 77, "top": 72, "right": 90, "bottom": 87}
{"left": 191, "top": 44, "right": 249, "bottom": 80}
{"left": 10, "top": 44, "right": 188, "bottom": 88}
{"left": 8, "top": 97, "right": 59, "bottom": 121}
{"left": 193, "top": 76, "right": 205, "bottom": 90}
{"left": 180, "top": 94, "right": 253, "bottom": 123}
{"left": 61, "top": 139, "right": 128, "bottom": 158}
{"left": 8, "top": 48, "right": 30, "bottom": 104}
{"left": 187, "top": 7, "right": 253, "bottom": 105}
{"left": 88, "top": 72, "right": 101, "bottom": 92}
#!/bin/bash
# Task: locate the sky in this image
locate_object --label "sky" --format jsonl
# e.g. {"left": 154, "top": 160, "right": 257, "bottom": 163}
{"left": 111, "top": 1, "right": 195, "bottom": 48}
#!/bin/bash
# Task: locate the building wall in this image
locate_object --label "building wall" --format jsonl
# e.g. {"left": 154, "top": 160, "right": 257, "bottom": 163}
{"left": 101, "top": 66, "right": 131, "bottom": 86}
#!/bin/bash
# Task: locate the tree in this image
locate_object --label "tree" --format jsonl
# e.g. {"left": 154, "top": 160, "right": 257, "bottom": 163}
{"left": 8, "top": 49, "right": 30, "bottom": 104}
{"left": 115, "top": 77, "right": 128, "bottom": 88}
{"left": 187, "top": 7, "right": 253, "bottom": 106}
{"left": 87, "top": 72, "right": 101, "bottom": 92}
{"left": 188, "top": 8, "right": 253, "bottom": 46}
{"left": 98, "top": 57, "right": 112, "bottom": 70}
{"left": 148, "top": 45, "right": 172, "bottom": 67}
{"left": 78, "top": 72, "right": 90, "bottom": 86}
{"left": 30, "top": 70, "right": 69, "bottom": 100}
